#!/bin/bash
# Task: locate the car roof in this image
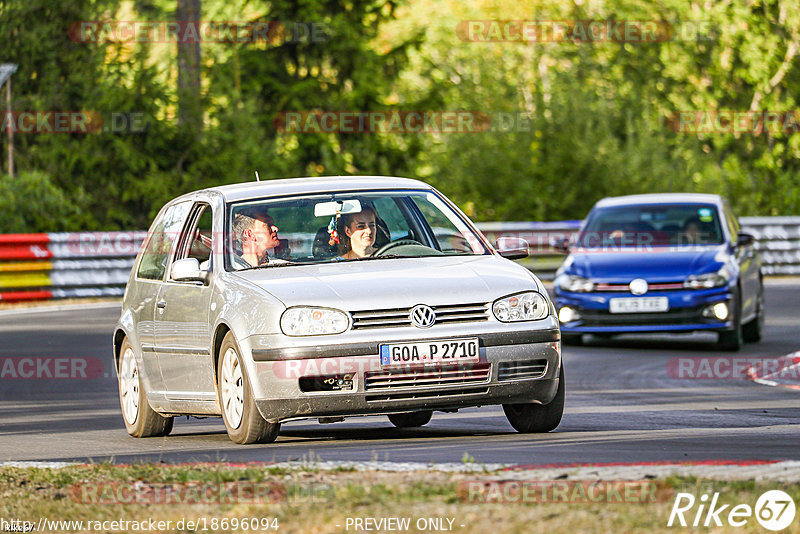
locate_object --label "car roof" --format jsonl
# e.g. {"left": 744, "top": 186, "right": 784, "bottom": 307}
{"left": 189, "top": 176, "right": 433, "bottom": 203}
{"left": 594, "top": 193, "right": 724, "bottom": 209}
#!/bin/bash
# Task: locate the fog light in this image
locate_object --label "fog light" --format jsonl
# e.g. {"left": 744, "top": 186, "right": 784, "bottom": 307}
{"left": 702, "top": 302, "right": 729, "bottom": 321}
{"left": 299, "top": 373, "right": 354, "bottom": 392}
{"left": 559, "top": 306, "right": 580, "bottom": 323}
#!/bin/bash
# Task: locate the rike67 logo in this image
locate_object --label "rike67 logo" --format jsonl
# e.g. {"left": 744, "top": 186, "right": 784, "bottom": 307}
{"left": 668, "top": 490, "right": 796, "bottom": 531}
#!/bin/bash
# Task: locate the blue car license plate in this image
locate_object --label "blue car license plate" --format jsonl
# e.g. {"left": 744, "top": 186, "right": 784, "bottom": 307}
{"left": 609, "top": 297, "right": 669, "bottom": 313}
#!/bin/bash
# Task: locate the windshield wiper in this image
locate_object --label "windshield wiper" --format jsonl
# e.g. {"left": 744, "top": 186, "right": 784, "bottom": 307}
{"left": 358, "top": 254, "right": 400, "bottom": 261}
{"left": 326, "top": 254, "right": 401, "bottom": 263}
{"left": 236, "top": 260, "right": 302, "bottom": 271}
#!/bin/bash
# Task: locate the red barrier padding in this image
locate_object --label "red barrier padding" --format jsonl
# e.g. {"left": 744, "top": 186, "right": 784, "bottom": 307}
{"left": 0, "top": 233, "right": 51, "bottom": 244}
{"left": 0, "top": 290, "right": 53, "bottom": 302}
{"left": 0, "top": 245, "right": 53, "bottom": 260}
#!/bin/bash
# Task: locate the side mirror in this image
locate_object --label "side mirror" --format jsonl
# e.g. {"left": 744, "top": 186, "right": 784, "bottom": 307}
{"left": 551, "top": 236, "right": 570, "bottom": 253}
{"left": 736, "top": 232, "right": 755, "bottom": 248}
{"left": 496, "top": 237, "right": 529, "bottom": 260}
{"left": 171, "top": 257, "right": 208, "bottom": 284}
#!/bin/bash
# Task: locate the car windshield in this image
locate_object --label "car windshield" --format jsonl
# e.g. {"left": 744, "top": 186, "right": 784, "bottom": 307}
{"left": 226, "top": 190, "right": 488, "bottom": 270}
{"left": 577, "top": 203, "right": 725, "bottom": 248}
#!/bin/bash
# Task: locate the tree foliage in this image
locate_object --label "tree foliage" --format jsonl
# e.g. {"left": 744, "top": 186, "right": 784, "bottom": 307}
{"left": 1, "top": 0, "right": 799, "bottom": 231}
{"left": 390, "top": 0, "right": 800, "bottom": 220}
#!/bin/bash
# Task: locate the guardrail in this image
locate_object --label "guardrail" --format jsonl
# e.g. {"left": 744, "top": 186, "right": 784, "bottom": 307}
{"left": 0, "top": 217, "right": 797, "bottom": 302}
{"left": 738, "top": 217, "right": 800, "bottom": 276}
{"left": 0, "top": 232, "right": 145, "bottom": 302}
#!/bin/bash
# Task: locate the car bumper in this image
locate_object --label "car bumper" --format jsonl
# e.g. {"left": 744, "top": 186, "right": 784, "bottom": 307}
{"left": 556, "top": 287, "right": 735, "bottom": 334}
{"left": 247, "top": 329, "right": 561, "bottom": 422}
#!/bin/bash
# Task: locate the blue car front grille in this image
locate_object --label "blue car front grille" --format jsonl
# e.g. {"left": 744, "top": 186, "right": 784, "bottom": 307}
{"left": 578, "top": 305, "right": 712, "bottom": 326}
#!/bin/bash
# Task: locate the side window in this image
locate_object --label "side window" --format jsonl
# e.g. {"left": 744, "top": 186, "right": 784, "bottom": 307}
{"left": 175, "top": 203, "right": 214, "bottom": 271}
{"left": 723, "top": 203, "right": 740, "bottom": 239}
{"left": 372, "top": 197, "right": 412, "bottom": 240}
{"left": 412, "top": 194, "right": 484, "bottom": 253}
{"left": 136, "top": 201, "right": 192, "bottom": 280}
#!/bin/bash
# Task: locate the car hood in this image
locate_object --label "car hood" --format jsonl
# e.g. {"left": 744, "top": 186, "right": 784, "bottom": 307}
{"left": 565, "top": 245, "right": 728, "bottom": 283}
{"left": 231, "top": 255, "right": 540, "bottom": 309}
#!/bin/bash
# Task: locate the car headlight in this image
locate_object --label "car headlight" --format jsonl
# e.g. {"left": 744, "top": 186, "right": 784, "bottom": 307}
{"left": 555, "top": 274, "right": 595, "bottom": 292}
{"left": 493, "top": 292, "right": 549, "bottom": 322}
{"left": 684, "top": 268, "right": 730, "bottom": 289}
{"left": 280, "top": 307, "right": 350, "bottom": 336}
{"left": 558, "top": 306, "right": 581, "bottom": 323}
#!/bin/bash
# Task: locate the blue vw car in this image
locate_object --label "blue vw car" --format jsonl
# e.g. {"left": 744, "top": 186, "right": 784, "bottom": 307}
{"left": 554, "top": 194, "right": 763, "bottom": 350}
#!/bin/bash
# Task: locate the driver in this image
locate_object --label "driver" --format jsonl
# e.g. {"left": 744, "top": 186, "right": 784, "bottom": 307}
{"left": 336, "top": 205, "right": 377, "bottom": 259}
{"left": 682, "top": 216, "right": 704, "bottom": 245}
{"left": 231, "top": 207, "right": 282, "bottom": 268}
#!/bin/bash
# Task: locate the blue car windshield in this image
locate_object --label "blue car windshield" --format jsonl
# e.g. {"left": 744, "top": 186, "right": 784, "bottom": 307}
{"left": 578, "top": 203, "right": 725, "bottom": 248}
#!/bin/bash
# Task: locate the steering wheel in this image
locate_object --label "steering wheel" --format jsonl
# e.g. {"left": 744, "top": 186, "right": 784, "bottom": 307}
{"left": 372, "top": 239, "right": 424, "bottom": 256}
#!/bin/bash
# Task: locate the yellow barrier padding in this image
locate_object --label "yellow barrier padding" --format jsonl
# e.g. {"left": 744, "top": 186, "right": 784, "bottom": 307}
{"left": 0, "top": 261, "right": 52, "bottom": 272}
{"left": 0, "top": 272, "right": 52, "bottom": 288}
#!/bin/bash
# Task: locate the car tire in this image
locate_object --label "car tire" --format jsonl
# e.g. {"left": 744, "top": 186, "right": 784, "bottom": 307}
{"left": 503, "top": 365, "right": 565, "bottom": 433}
{"left": 561, "top": 333, "right": 583, "bottom": 346}
{"left": 742, "top": 286, "right": 764, "bottom": 343}
{"left": 217, "top": 332, "right": 280, "bottom": 444}
{"left": 118, "top": 338, "right": 173, "bottom": 438}
{"left": 388, "top": 411, "right": 433, "bottom": 428}
{"left": 717, "top": 289, "right": 743, "bottom": 351}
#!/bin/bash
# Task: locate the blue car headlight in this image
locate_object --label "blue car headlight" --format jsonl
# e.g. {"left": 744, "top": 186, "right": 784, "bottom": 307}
{"left": 493, "top": 292, "right": 549, "bottom": 322}
{"left": 555, "top": 274, "right": 595, "bottom": 292}
{"left": 684, "top": 267, "right": 730, "bottom": 289}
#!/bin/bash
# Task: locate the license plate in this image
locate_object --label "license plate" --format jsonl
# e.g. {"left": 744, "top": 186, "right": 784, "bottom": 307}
{"left": 380, "top": 338, "right": 479, "bottom": 367}
{"left": 609, "top": 297, "right": 669, "bottom": 313}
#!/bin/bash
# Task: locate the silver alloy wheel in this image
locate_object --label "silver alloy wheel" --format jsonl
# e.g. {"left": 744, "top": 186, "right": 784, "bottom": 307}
{"left": 221, "top": 347, "right": 244, "bottom": 429}
{"left": 119, "top": 347, "right": 139, "bottom": 425}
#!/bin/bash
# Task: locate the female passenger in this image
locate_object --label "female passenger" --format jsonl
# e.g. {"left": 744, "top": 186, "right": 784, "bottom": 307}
{"left": 336, "top": 206, "right": 378, "bottom": 259}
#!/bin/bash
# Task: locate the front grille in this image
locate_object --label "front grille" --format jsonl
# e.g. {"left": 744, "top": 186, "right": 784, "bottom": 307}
{"left": 365, "top": 387, "right": 490, "bottom": 403}
{"left": 364, "top": 363, "right": 491, "bottom": 390}
{"left": 498, "top": 359, "right": 548, "bottom": 381}
{"left": 351, "top": 303, "right": 489, "bottom": 330}
{"left": 594, "top": 282, "right": 685, "bottom": 292}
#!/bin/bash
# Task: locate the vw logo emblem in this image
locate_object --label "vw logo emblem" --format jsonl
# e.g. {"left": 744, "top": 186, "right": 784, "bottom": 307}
{"left": 629, "top": 278, "right": 648, "bottom": 295}
{"left": 410, "top": 305, "right": 436, "bottom": 329}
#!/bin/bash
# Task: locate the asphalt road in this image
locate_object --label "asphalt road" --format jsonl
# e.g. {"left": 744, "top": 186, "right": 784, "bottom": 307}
{"left": 1, "top": 281, "right": 798, "bottom": 465}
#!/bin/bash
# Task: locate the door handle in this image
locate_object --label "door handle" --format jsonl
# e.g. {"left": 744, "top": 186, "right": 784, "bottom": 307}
{"left": 156, "top": 300, "right": 167, "bottom": 309}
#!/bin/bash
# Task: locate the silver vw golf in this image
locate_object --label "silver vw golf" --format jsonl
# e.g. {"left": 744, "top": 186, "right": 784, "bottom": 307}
{"left": 114, "top": 176, "right": 563, "bottom": 444}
